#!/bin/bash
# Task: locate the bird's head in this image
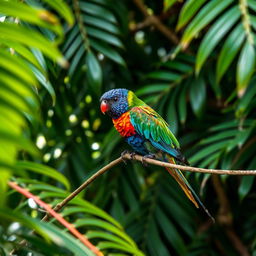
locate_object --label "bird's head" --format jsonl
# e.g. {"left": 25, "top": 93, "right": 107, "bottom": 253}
{"left": 100, "top": 88, "right": 129, "bottom": 119}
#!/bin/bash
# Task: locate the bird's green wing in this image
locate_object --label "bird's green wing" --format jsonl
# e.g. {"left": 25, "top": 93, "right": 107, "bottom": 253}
{"left": 129, "top": 106, "right": 184, "bottom": 160}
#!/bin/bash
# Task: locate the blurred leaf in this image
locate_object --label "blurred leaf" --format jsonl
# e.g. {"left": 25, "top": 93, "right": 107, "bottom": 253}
{"left": 90, "top": 39, "right": 125, "bottom": 66}
{"left": 177, "top": 0, "right": 207, "bottom": 30}
{"left": 0, "top": 23, "right": 67, "bottom": 67}
{"left": 178, "top": 84, "right": 188, "bottom": 124}
{"left": 0, "top": 1, "right": 61, "bottom": 34}
{"left": 196, "top": 6, "right": 240, "bottom": 73}
{"left": 238, "top": 176, "right": 255, "bottom": 200}
{"left": 79, "top": 2, "right": 117, "bottom": 23}
{"left": 86, "top": 50, "right": 102, "bottom": 93}
{"left": 180, "top": 0, "right": 234, "bottom": 48}
{"left": 189, "top": 76, "right": 206, "bottom": 117}
{"left": 217, "top": 25, "right": 245, "bottom": 82}
{"left": 16, "top": 161, "right": 70, "bottom": 190}
{"left": 42, "top": 0, "right": 74, "bottom": 25}
{"left": 237, "top": 41, "right": 256, "bottom": 97}
{"left": 163, "top": 0, "right": 177, "bottom": 12}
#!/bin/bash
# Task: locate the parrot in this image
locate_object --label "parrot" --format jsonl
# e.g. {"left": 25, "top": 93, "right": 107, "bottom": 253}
{"left": 100, "top": 88, "right": 214, "bottom": 221}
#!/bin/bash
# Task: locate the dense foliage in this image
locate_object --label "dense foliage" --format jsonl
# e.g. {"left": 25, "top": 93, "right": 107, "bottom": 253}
{"left": 0, "top": 0, "right": 256, "bottom": 255}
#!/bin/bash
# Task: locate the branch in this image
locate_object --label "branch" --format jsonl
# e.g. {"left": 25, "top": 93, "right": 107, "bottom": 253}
{"left": 125, "top": 154, "right": 256, "bottom": 175}
{"left": 42, "top": 153, "right": 256, "bottom": 222}
{"left": 42, "top": 157, "right": 123, "bottom": 222}
{"left": 8, "top": 181, "right": 103, "bottom": 256}
{"left": 132, "top": 0, "right": 179, "bottom": 45}
{"left": 11, "top": 153, "right": 256, "bottom": 253}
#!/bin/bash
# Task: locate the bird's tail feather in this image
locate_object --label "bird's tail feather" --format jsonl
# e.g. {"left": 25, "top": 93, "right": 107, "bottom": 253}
{"left": 166, "top": 157, "right": 215, "bottom": 222}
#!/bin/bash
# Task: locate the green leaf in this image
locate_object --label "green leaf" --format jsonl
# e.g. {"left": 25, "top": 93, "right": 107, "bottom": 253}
{"left": 217, "top": 25, "right": 245, "bottom": 82}
{"left": 189, "top": 140, "right": 228, "bottom": 163}
{"left": 97, "top": 241, "right": 144, "bottom": 256}
{"left": 177, "top": 0, "right": 207, "bottom": 30}
{"left": 0, "top": 131, "right": 38, "bottom": 156}
{"left": 0, "top": 51, "right": 36, "bottom": 85}
{"left": 79, "top": 2, "right": 117, "bottom": 24}
{"left": 86, "top": 231, "right": 132, "bottom": 248}
{"left": 199, "top": 130, "right": 236, "bottom": 145}
{"left": 90, "top": 39, "right": 125, "bottom": 66}
{"left": 237, "top": 40, "right": 256, "bottom": 97}
{"left": 87, "top": 27, "right": 123, "bottom": 48}
{"left": 84, "top": 15, "right": 120, "bottom": 35}
{"left": 236, "top": 79, "right": 256, "bottom": 116}
{"left": 167, "top": 92, "right": 178, "bottom": 135}
{"left": 147, "top": 71, "right": 180, "bottom": 81}
{"left": 0, "top": 1, "right": 62, "bottom": 35}
{"left": 189, "top": 76, "right": 206, "bottom": 117}
{"left": 42, "top": 0, "right": 74, "bottom": 26}
{"left": 178, "top": 85, "right": 187, "bottom": 124}
{"left": 75, "top": 218, "right": 136, "bottom": 246}
{"left": 0, "top": 23, "right": 67, "bottom": 67}
{"left": 31, "top": 67, "right": 56, "bottom": 105}
{"left": 163, "top": 61, "right": 193, "bottom": 73}
{"left": 163, "top": 0, "right": 177, "bottom": 12}
{"left": 86, "top": 51, "right": 102, "bottom": 92}
{"left": 238, "top": 176, "right": 255, "bottom": 200}
{"left": 196, "top": 6, "right": 240, "bottom": 73}
{"left": 15, "top": 161, "right": 70, "bottom": 190}
{"left": 181, "top": 0, "right": 234, "bottom": 48}
{"left": 155, "top": 207, "right": 186, "bottom": 255}
{"left": 136, "top": 84, "right": 170, "bottom": 96}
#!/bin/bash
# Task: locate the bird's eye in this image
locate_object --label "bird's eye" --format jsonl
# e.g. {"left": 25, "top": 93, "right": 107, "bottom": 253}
{"left": 113, "top": 97, "right": 118, "bottom": 101}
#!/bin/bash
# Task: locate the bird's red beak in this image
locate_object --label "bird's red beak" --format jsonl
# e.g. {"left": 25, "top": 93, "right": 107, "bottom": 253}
{"left": 100, "top": 100, "right": 109, "bottom": 114}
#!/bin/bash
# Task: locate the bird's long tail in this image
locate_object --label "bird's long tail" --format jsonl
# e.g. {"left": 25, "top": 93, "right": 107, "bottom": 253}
{"left": 166, "top": 157, "right": 215, "bottom": 222}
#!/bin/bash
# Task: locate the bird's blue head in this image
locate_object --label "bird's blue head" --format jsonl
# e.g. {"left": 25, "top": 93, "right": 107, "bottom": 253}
{"left": 100, "top": 89, "right": 129, "bottom": 119}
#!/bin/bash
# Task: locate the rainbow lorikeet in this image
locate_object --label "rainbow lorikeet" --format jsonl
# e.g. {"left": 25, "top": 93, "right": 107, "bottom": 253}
{"left": 100, "top": 88, "right": 214, "bottom": 221}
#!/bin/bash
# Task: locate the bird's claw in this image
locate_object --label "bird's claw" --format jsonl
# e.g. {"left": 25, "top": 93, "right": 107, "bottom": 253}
{"left": 142, "top": 154, "right": 156, "bottom": 166}
{"left": 121, "top": 150, "right": 136, "bottom": 164}
{"left": 121, "top": 150, "right": 129, "bottom": 164}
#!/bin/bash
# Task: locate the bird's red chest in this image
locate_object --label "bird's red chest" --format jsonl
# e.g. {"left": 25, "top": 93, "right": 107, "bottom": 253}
{"left": 112, "top": 112, "right": 136, "bottom": 137}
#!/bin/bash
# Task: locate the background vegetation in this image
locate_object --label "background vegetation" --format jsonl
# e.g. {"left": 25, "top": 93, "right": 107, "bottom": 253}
{"left": 0, "top": 0, "right": 256, "bottom": 255}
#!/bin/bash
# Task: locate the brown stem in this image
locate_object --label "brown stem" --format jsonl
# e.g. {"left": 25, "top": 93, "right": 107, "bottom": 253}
{"left": 212, "top": 175, "right": 250, "bottom": 256}
{"left": 42, "top": 157, "right": 123, "bottom": 222}
{"left": 126, "top": 154, "right": 256, "bottom": 175}
{"left": 132, "top": 0, "right": 179, "bottom": 45}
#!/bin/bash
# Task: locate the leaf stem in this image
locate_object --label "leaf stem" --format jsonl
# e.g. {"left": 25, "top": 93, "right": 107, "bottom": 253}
{"left": 239, "top": 0, "right": 254, "bottom": 45}
{"left": 73, "top": 0, "right": 90, "bottom": 50}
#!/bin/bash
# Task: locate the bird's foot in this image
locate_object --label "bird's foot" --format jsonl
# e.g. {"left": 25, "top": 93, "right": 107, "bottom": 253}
{"left": 121, "top": 150, "right": 136, "bottom": 164}
{"left": 121, "top": 150, "right": 129, "bottom": 164}
{"left": 142, "top": 154, "right": 156, "bottom": 166}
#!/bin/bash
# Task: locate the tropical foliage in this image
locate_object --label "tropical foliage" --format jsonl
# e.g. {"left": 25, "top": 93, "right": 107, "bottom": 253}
{"left": 0, "top": 0, "right": 256, "bottom": 255}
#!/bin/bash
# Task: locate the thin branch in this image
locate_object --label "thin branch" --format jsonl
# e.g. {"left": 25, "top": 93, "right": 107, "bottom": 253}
{"left": 8, "top": 181, "right": 103, "bottom": 256}
{"left": 73, "top": 0, "right": 90, "bottom": 50}
{"left": 239, "top": 0, "right": 254, "bottom": 45}
{"left": 132, "top": 0, "right": 179, "bottom": 45}
{"left": 225, "top": 228, "right": 250, "bottom": 256}
{"left": 42, "top": 153, "right": 256, "bottom": 222}
{"left": 42, "top": 157, "right": 123, "bottom": 222}
{"left": 125, "top": 153, "right": 256, "bottom": 175}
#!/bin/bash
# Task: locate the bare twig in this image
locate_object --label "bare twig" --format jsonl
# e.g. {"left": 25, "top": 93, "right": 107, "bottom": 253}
{"left": 42, "top": 157, "right": 123, "bottom": 222}
{"left": 125, "top": 153, "right": 256, "bottom": 175}
{"left": 42, "top": 153, "right": 256, "bottom": 223}
{"left": 132, "top": 0, "right": 179, "bottom": 45}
